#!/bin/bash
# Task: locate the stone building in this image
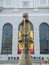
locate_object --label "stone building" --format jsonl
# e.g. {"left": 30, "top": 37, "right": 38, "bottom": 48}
{"left": 0, "top": 0, "right": 49, "bottom": 65}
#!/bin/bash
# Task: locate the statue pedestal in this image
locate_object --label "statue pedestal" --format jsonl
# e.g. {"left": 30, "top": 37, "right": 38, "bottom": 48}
{"left": 18, "top": 53, "right": 32, "bottom": 65}
{"left": 18, "top": 13, "right": 33, "bottom": 65}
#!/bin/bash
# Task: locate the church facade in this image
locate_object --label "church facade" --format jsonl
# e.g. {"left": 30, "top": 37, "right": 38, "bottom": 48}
{"left": 0, "top": 0, "right": 49, "bottom": 65}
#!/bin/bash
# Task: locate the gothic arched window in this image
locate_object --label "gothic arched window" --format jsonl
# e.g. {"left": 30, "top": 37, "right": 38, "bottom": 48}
{"left": 39, "top": 23, "right": 49, "bottom": 54}
{"left": 18, "top": 20, "right": 34, "bottom": 54}
{"left": 1, "top": 23, "right": 13, "bottom": 54}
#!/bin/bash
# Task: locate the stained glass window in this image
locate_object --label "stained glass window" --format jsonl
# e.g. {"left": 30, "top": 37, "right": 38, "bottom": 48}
{"left": 39, "top": 23, "right": 49, "bottom": 54}
{"left": 1, "top": 23, "right": 13, "bottom": 54}
{"left": 18, "top": 21, "right": 34, "bottom": 54}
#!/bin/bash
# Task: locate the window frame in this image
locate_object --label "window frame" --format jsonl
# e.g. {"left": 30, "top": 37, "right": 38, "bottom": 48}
{"left": 38, "top": 0, "right": 48, "bottom": 8}
{"left": 3, "top": 0, "right": 13, "bottom": 8}
{"left": 39, "top": 23, "right": 49, "bottom": 54}
{"left": 1, "top": 23, "right": 13, "bottom": 54}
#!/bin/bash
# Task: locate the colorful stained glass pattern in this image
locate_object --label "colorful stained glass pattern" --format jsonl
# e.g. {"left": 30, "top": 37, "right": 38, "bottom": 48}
{"left": 18, "top": 22, "right": 34, "bottom": 54}
{"left": 18, "top": 43, "right": 22, "bottom": 54}
{"left": 18, "top": 43, "right": 34, "bottom": 54}
{"left": 30, "top": 44, "right": 34, "bottom": 54}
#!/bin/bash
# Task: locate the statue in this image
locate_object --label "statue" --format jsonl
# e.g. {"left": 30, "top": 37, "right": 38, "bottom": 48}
{"left": 18, "top": 13, "right": 32, "bottom": 65}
